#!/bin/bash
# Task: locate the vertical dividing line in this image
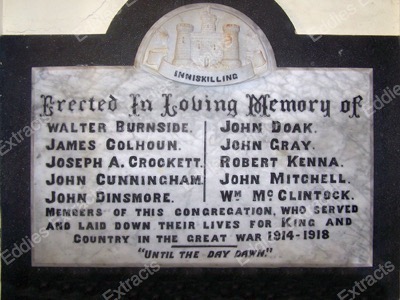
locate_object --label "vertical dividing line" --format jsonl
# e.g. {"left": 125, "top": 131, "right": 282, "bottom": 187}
{"left": 203, "top": 121, "right": 207, "bottom": 202}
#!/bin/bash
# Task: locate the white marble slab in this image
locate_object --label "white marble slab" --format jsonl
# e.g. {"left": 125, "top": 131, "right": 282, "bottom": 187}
{"left": 30, "top": 4, "right": 373, "bottom": 268}
{"left": 31, "top": 66, "right": 373, "bottom": 267}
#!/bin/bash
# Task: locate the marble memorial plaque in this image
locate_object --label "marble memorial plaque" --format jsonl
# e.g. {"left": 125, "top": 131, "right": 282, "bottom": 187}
{"left": 31, "top": 4, "right": 373, "bottom": 267}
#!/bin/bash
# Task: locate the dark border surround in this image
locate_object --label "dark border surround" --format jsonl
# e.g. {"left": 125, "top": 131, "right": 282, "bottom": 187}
{"left": 1, "top": 0, "right": 399, "bottom": 299}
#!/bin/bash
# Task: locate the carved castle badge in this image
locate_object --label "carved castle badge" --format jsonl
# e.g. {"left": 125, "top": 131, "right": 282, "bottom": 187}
{"left": 135, "top": 4, "right": 276, "bottom": 86}
{"left": 172, "top": 7, "right": 241, "bottom": 69}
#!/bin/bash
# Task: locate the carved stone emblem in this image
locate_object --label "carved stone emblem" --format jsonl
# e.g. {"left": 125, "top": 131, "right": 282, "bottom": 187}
{"left": 135, "top": 4, "right": 276, "bottom": 86}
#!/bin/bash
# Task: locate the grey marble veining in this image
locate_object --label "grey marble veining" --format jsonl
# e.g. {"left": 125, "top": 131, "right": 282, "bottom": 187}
{"left": 31, "top": 66, "right": 373, "bottom": 267}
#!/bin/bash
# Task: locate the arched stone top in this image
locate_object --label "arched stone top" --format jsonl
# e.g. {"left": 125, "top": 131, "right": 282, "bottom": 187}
{"left": 135, "top": 3, "right": 277, "bottom": 86}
